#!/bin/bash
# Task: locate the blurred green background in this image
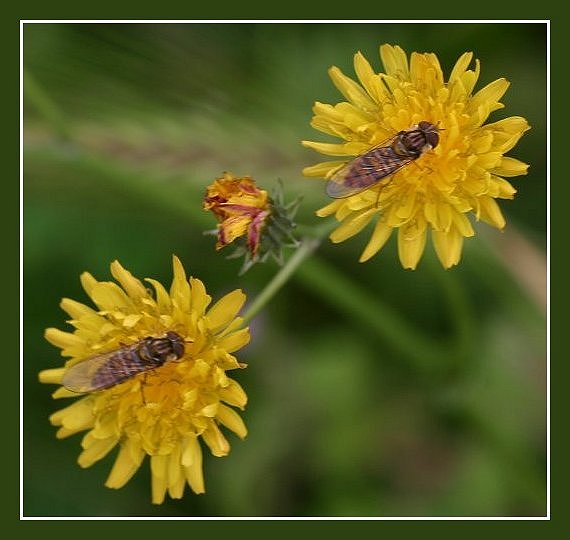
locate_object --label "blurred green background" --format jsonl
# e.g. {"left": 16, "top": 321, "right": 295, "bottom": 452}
{"left": 23, "top": 22, "right": 547, "bottom": 517}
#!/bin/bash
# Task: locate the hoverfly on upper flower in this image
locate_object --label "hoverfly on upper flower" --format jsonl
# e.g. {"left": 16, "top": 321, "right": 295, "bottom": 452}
{"left": 325, "top": 121, "right": 441, "bottom": 199}
{"left": 62, "top": 331, "right": 186, "bottom": 393}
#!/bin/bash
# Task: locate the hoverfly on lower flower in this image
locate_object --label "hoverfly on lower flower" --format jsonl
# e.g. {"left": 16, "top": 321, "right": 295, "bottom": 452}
{"left": 326, "top": 121, "right": 441, "bottom": 199}
{"left": 62, "top": 331, "right": 186, "bottom": 393}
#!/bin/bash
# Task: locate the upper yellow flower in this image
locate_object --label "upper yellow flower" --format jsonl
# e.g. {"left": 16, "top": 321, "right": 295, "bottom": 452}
{"left": 39, "top": 256, "right": 249, "bottom": 504}
{"left": 302, "top": 44, "right": 530, "bottom": 269}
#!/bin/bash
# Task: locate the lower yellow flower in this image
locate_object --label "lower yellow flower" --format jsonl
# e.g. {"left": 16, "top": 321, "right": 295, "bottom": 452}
{"left": 302, "top": 44, "right": 530, "bottom": 269}
{"left": 39, "top": 256, "right": 250, "bottom": 504}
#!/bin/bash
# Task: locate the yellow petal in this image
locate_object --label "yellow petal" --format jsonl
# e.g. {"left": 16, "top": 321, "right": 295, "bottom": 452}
{"left": 359, "top": 219, "right": 393, "bottom": 262}
{"left": 491, "top": 157, "right": 529, "bottom": 177}
{"left": 144, "top": 278, "right": 172, "bottom": 313}
{"left": 182, "top": 436, "right": 205, "bottom": 494}
{"left": 459, "top": 59, "right": 481, "bottom": 96}
{"left": 105, "top": 439, "right": 145, "bottom": 489}
{"left": 110, "top": 260, "right": 148, "bottom": 300}
{"left": 216, "top": 328, "right": 251, "bottom": 353}
{"left": 216, "top": 404, "right": 247, "bottom": 439}
{"left": 490, "top": 175, "right": 517, "bottom": 199}
{"left": 316, "top": 200, "right": 343, "bottom": 217}
{"left": 475, "top": 151, "right": 503, "bottom": 170}
{"left": 201, "top": 423, "right": 230, "bottom": 457}
{"left": 448, "top": 52, "right": 474, "bottom": 85}
{"left": 380, "top": 44, "right": 409, "bottom": 79}
{"left": 189, "top": 277, "right": 211, "bottom": 318}
{"left": 469, "top": 78, "right": 510, "bottom": 116}
{"left": 167, "top": 445, "right": 185, "bottom": 499}
{"left": 122, "top": 313, "right": 141, "bottom": 328}
{"left": 78, "top": 435, "right": 118, "bottom": 468}
{"left": 397, "top": 219, "right": 427, "bottom": 270}
{"left": 60, "top": 298, "right": 99, "bottom": 320}
{"left": 302, "top": 160, "right": 346, "bottom": 179}
{"left": 170, "top": 255, "right": 191, "bottom": 312}
{"left": 432, "top": 228, "right": 464, "bottom": 268}
{"left": 181, "top": 434, "right": 201, "bottom": 467}
{"left": 206, "top": 289, "right": 245, "bottom": 332}
{"left": 329, "top": 208, "right": 377, "bottom": 243}
{"left": 410, "top": 52, "right": 443, "bottom": 92}
{"left": 80, "top": 271, "right": 98, "bottom": 297}
{"left": 38, "top": 367, "right": 65, "bottom": 385}
{"left": 51, "top": 387, "right": 80, "bottom": 399}
{"left": 219, "top": 379, "right": 248, "bottom": 409}
{"left": 150, "top": 454, "right": 168, "bottom": 504}
{"left": 44, "top": 328, "right": 83, "bottom": 350}
{"left": 485, "top": 116, "right": 530, "bottom": 152}
{"left": 478, "top": 197, "right": 506, "bottom": 229}
{"left": 90, "top": 282, "right": 133, "bottom": 312}
{"left": 452, "top": 211, "right": 475, "bottom": 238}
{"left": 353, "top": 51, "right": 386, "bottom": 104}
{"left": 328, "top": 66, "right": 376, "bottom": 111}
{"left": 301, "top": 140, "right": 368, "bottom": 157}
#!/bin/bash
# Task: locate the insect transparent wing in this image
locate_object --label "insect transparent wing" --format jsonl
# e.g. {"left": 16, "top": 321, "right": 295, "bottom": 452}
{"left": 62, "top": 334, "right": 187, "bottom": 393}
{"left": 62, "top": 349, "right": 134, "bottom": 393}
{"left": 326, "top": 146, "right": 413, "bottom": 199}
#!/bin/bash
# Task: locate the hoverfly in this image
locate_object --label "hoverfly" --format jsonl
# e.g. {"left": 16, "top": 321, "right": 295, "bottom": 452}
{"left": 62, "top": 331, "right": 185, "bottom": 393}
{"left": 326, "top": 121, "right": 441, "bottom": 199}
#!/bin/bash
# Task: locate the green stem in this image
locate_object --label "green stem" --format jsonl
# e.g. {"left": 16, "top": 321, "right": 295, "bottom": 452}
{"left": 427, "top": 254, "right": 475, "bottom": 366}
{"left": 241, "top": 236, "right": 321, "bottom": 325}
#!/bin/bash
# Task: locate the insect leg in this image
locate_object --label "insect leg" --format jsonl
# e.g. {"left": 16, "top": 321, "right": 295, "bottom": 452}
{"left": 141, "top": 373, "right": 148, "bottom": 405}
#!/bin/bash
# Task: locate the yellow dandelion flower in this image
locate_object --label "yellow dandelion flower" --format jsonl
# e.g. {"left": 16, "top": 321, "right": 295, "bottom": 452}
{"left": 302, "top": 44, "right": 530, "bottom": 269}
{"left": 38, "top": 256, "right": 250, "bottom": 504}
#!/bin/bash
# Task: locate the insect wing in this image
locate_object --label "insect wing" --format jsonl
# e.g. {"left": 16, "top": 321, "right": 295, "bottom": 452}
{"left": 62, "top": 345, "right": 149, "bottom": 393}
{"left": 326, "top": 146, "right": 412, "bottom": 199}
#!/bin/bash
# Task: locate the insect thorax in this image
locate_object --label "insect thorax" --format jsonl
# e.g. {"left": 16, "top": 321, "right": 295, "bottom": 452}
{"left": 137, "top": 333, "right": 185, "bottom": 366}
{"left": 393, "top": 122, "right": 439, "bottom": 157}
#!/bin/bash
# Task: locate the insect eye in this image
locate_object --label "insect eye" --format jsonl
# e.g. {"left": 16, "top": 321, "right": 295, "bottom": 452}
{"left": 426, "top": 130, "right": 440, "bottom": 149}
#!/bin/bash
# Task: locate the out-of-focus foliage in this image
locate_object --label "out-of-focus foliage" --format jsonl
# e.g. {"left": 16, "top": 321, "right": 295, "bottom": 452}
{"left": 23, "top": 22, "right": 547, "bottom": 517}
